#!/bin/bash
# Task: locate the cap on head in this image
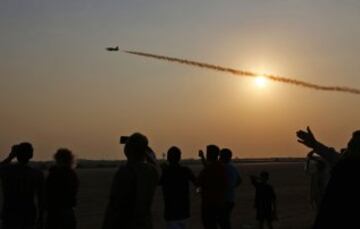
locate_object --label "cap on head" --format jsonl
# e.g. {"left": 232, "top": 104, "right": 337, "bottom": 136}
{"left": 54, "top": 148, "right": 74, "bottom": 167}
{"left": 206, "top": 144, "right": 220, "bottom": 162}
{"left": 124, "top": 132, "right": 149, "bottom": 161}
{"left": 16, "top": 142, "right": 33, "bottom": 163}
{"left": 167, "top": 146, "right": 181, "bottom": 164}
{"left": 220, "top": 148, "right": 232, "bottom": 162}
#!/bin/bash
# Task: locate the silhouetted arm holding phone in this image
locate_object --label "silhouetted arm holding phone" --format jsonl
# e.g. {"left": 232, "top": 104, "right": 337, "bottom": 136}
{"left": 297, "top": 127, "right": 340, "bottom": 165}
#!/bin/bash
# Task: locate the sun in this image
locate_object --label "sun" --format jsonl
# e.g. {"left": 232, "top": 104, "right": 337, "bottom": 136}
{"left": 255, "top": 76, "right": 268, "bottom": 88}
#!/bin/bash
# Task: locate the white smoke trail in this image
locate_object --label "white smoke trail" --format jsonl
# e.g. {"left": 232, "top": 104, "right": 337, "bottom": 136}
{"left": 124, "top": 50, "right": 360, "bottom": 95}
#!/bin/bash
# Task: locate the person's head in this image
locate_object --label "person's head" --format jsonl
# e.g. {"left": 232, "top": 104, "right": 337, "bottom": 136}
{"left": 167, "top": 146, "right": 181, "bottom": 164}
{"left": 206, "top": 144, "right": 220, "bottom": 162}
{"left": 15, "top": 142, "right": 33, "bottom": 164}
{"left": 220, "top": 148, "right": 232, "bottom": 163}
{"left": 346, "top": 130, "right": 360, "bottom": 157}
{"left": 260, "top": 171, "right": 269, "bottom": 183}
{"left": 124, "top": 132, "right": 149, "bottom": 162}
{"left": 54, "top": 148, "right": 75, "bottom": 168}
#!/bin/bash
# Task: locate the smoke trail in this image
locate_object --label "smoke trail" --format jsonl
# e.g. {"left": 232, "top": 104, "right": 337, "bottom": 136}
{"left": 124, "top": 50, "right": 360, "bottom": 95}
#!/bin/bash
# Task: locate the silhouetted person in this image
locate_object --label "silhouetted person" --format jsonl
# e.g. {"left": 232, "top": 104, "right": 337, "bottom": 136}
{"left": 304, "top": 151, "right": 330, "bottom": 209}
{"left": 198, "top": 145, "right": 227, "bottom": 229}
{"left": 0, "top": 143, "right": 44, "bottom": 229}
{"left": 297, "top": 127, "right": 360, "bottom": 228}
{"left": 102, "top": 133, "right": 160, "bottom": 229}
{"left": 159, "top": 146, "right": 197, "bottom": 229}
{"left": 219, "top": 148, "right": 241, "bottom": 229}
{"left": 45, "top": 148, "right": 78, "bottom": 229}
{"left": 250, "top": 171, "right": 277, "bottom": 229}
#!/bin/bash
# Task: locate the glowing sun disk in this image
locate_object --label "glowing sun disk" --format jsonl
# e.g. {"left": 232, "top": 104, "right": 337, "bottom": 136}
{"left": 255, "top": 76, "right": 268, "bottom": 88}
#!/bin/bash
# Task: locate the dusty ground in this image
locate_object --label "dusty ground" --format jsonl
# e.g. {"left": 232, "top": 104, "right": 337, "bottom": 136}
{"left": 75, "top": 162, "right": 315, "bottom": 229}
{"left": 0, "top": 162, "right": 316, "bottom": 229}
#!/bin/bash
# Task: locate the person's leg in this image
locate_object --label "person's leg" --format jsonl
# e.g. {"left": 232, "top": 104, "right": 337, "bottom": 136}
{"left": 45, "top": 210, "right": 60, "bottom": 229}
{"left": 179, "top": 220, "right": 187, "bottom": 229}
{"left": 166, "top": 221, "right": 181, "bottom": 229}
{"left": 218, "top": 202, "right": 234, "bottom": 229}
{"left": 258, "top": 220, "right": 264, "bottom": 229}
{"left": 202, "top": 205, "right": 218, "bottom": 229}
{"left": 2, "top": 222, "right": 21, "bottom": 229}
{"left": 62, "top": 208, "right": 76, "bottom": 229}
{"left": 266, "top": 219, "right": 273, "bottom": 229}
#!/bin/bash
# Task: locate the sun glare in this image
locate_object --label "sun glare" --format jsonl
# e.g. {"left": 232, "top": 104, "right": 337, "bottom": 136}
{"left": 255, "top": 76, "right": 268, "bottom": 88}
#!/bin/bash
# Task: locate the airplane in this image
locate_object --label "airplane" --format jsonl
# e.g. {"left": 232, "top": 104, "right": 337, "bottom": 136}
{"left": 106, "top": 46, "right": 119, "bottom": 51}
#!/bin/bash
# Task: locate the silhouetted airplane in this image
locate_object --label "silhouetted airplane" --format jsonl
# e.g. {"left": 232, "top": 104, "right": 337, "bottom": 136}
{"left": 106, "top": 46, "right": 119, "bottom": 51}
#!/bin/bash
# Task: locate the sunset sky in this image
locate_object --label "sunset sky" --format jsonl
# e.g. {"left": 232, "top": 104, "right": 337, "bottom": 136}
{"left": 1, "top": 0, "right": 360, "bottom": 160}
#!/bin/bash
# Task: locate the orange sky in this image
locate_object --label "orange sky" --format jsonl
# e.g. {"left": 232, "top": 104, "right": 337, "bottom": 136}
{"left": 1, "top": 0, "right": 360, "bottom": 160}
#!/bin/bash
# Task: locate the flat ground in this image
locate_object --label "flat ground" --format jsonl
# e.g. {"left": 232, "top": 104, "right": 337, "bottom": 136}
{"left": 1, "top": 162, "right": 316, "bottom": 229}
{"left": 75, "top": 162, "right": 315, "bottom": 229}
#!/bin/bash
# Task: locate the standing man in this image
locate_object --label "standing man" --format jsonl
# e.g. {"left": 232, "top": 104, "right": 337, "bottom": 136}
{"left": 45, "top": 148, "right": 78, "bottom": 229}
{"left": 0, "top": 143, "right": 44, "bottom": 229}
{"left": 297, "top": 127, "right": 360, "bottom": 228}
{"left": 198, "top": 145, "right": 227, "bottom": 229}
{"left": 219, "top": 148, "right": 242, "bottom": 229}
{"left": 159, "top": 146, "right": 197, "bottom": 229}
{"left": 102, "top": 133, "right": 160, "bottom": 229}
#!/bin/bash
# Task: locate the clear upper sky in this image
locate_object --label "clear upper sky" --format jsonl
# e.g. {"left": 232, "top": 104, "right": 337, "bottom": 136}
{"left": 1, "top": 0, "right": 360, "bottom": 160}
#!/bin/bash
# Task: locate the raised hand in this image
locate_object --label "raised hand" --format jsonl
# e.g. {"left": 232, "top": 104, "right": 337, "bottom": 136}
{"left": 296, "top": 126, "right": 318, "bottom": 149}
{"left": 9, "top": 145, "right": 19, "bottom": 159}
{"left": 198, "top": 150, "right": 205, "bottom": 159}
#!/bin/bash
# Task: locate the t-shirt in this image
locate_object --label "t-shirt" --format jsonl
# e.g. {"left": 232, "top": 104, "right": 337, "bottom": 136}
{"left": 102, "top": 162, "right": 159, "bottom": 229}
{"left": 198, "top": 161, "right": 227, "bottom": 207}
{"left": 0, "top": 163, "right": 44, "bottom": 226}
{"left": 46, "top": 166, "right": 78, "bottom": 210}
{"left": 223, "top": 162, "right": 241, "bottom": 202}
{"left": 159, "top": 164, "right": 196, "bottom": 221}
{"left": 252, "top": 181, "right": 276, "bottom": 220}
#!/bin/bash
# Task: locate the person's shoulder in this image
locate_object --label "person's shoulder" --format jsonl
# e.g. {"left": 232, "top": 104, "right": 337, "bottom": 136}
{"left": 0, "top": 163, "right": 13, "bottom": 171}
{"left": 26, "top": 166, "right": 44, "bottom": 181}
{"left": 143, "top": 162, "right": 158, "bottom": 173}
{"left": 0, "top": 163, "right": 13, "bottom": 177}
{"left": 161, "top": 163, "right": 170, "bottom": 171}
{"left": 116, "top": 164, "right": 132, "bottom": 173}
{"left": 113, "top": 164, "right": 136, "bottom": 181}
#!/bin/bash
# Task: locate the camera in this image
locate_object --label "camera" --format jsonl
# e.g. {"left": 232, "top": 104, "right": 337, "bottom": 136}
{"left": 119, "top": 136, "right": 129, "bottom": 144}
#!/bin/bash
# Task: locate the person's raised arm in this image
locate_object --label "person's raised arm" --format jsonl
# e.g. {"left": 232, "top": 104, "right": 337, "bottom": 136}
{"left": 198, "top": 150, "right": 207, "bottom": 167}
{"left": 1, "top": 145, "right": 17, "bottom": 167}
{"left": 145, "top": 147, "right": 161, "bottom": 176}
{"left": 297, "top": 127, "right": 340, "bottom": 165}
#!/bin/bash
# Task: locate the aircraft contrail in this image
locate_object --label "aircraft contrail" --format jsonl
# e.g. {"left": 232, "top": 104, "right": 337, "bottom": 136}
{"left": 124, "top": 50, "right": 360, "bottom": 95}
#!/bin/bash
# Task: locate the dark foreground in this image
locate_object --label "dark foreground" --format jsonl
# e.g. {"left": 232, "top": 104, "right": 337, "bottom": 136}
{"left": 0, "top": 162, "right": 315, "bottom": 229}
